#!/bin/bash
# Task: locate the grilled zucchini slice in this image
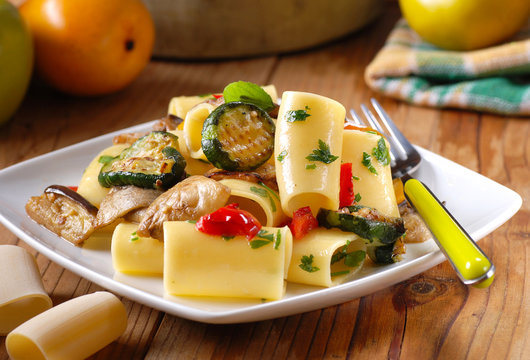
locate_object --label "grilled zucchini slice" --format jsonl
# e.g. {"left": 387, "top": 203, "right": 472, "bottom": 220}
{"left": 201, "top": 102, "right": 275, "bottom": 171}
{"left": 317, "top": 206, "right": 405, "bottom": 247}
{"left": 317, "top": 205, "right": 406, "bottom": 263}
{"left": 98, "top": 131, "right": 186, "bottom": 190}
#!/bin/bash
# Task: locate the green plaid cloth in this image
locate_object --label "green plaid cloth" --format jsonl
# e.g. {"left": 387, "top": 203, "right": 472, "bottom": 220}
{"left": 365, "top": 19, "right": 530, "bottom": 116}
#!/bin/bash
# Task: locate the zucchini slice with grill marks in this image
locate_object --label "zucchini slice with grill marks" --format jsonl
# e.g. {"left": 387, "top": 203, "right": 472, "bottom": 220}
{"left": 201, "top": 102, "right": 275, "bottom": 171}
{"left": 316, "top": 206, "right": 405, "bottom": 247}
{"left": 98, "top": 131, "right": 186, "bottom": 190}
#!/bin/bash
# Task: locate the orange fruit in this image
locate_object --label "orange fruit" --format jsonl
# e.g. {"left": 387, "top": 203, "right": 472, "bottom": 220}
{"left": 20, "top": 0, "right": 155, "bottom": 96}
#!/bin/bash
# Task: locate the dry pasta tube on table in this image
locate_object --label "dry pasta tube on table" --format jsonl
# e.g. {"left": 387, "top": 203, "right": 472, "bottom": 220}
{"left": 6, "top": 291, "right": 127, "bottom": 360}
{"left": 0, "top": 245, "right": 52, "bottom": 336}
{"left": 274, "top": 91, "right": 345, "bottom": 216}
{"left": 77, "top": 144, "right": 129, "bottom": 208}
{"left": 342, "top": 129, "right": 399, "bottom": 218}
{"left": 111, "top": 222, "right": 164, "bottom": 276}
{"left": 164, "top": 222, "right": 292, "bottom": 300}
{"left": 183, "top": 102, "right": 216, "bottom": 160}
{"left": 218, "top": 179, "right": 288, "bottom": 227}
{"left": 287, "top": 228, "right": 367, "bottom": 287}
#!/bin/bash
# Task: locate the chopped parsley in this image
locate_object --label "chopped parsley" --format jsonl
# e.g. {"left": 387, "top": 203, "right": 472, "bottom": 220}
{"left": 277, "top": 150, "right": 287, "bottom": 163}
{"left": 354, "top": 193, "right": 362, "bottom": 202}
{"left": 299, "top": 254, "right": 320, "bottom": 273}
{"left": 250, "top": 185, "right": 277, "bottom": 212}
{"left": 286, "top": 106, "right": 311, "bottom": 122}
{"left": 305, "top": 164, "right": 316, "bottom": 170}
{"left": 186, "top": 220, "right": 197, "bottom": 224}
{"left": 306, "top": 139, "right": 338, "bottom": 164}
{"left": 274, "top": 229, "right": 281, "bottom": 250}
{"left": 372, "top": 137, "right": 390, "bottom": 166}
{"left": 352, "top": 175, "right": 360, "bottom": 181}
{"left": 259, "top": 182, "right": 280, "bottom": 202}
{"left": 222, "top": 235, "right": 235, "bottom": 241}
{"left": 344, "top": 250, "right": 366, "bottom": 267}
{"left": 331, "top": 242, "right": 366, "bottom": 268}
{"left": 331, "top": 241, "right": 351, "bottom": 264}
{"left": 250, "top": 186, "right": 267, "bottom": 197}
{"left": 362, "top": 152, "right": 378, "bottom": 174}
{"left": 130, "top": 231, "right": 139, "bottom": 242}
{"left": 250, "top": 229, "right": 276, "bottom": 249}
{"left": 98, "top": 155, "right": 115, "bottom": 164}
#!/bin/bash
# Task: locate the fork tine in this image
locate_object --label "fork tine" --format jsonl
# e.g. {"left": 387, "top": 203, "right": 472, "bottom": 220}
{"left": 360, "top": 104, "right": 386, "bottom": 135}
{"left": 349, "top": 109, "right": 364, "bottom": 126}
{"left": 370, "top": 98, "right": 411, "bottom": 160}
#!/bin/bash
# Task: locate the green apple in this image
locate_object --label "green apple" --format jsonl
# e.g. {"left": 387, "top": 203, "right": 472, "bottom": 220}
{"left": 0, "top": 0, "right": 33, "bottom": 125}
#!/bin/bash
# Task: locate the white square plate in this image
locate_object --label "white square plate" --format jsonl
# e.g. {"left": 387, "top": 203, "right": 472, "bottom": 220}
{"left": 0, "top": 121, "right": 522, "bottom": 323}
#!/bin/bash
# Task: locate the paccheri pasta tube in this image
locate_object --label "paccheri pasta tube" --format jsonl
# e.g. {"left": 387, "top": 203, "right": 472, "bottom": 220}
{"left": 287, "top": 228, "right": 367, "bottom": 287}
{"left": 6, "top": 291, "right": 127, "bottom": 360}
{"left": 167, "top": 84, "right": 277, "bottom": 122}
{"left": 274, "top": 91, "right": 345, "bottom": 216}
{"left": 168, "top": 95, "right": 209, "bottom": 121}
{"left": 169, "top": 129, "right": 213, "bottom": 175}
{"left": 183, "top": 102, "right": 216, "bottom": 160}
{"left": 342, "top": 129, "right": 399, "bottom": 217}
{"left": 0, "top": 245, "right": 52, "bottom": 336}
{"left": 164, "top": 222, "right": 292, "bottom": 300}
{"left": 77, "top": 144, "right": 129, "bottom": 208}
{"left": 219, "top": 179, "right": 288, "bottom": 227}
{"left": 111, "top": 222, "right": 164, "bottom": 276}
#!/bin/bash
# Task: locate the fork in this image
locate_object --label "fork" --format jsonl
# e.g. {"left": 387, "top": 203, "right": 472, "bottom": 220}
{"left": 350, "top": 98, "right": 495, "bottom": 288}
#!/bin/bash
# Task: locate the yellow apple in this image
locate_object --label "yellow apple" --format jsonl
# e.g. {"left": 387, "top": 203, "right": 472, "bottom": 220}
{"left": 399, "top": 0, "right": 530, "bottom": 50}
{"left": 0, "top": 0, "right": 33, "bottom": 125}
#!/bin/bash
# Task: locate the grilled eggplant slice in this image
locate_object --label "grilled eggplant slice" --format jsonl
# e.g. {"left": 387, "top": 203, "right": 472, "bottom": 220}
{"left": 201, "top": 102, "right": 275, "bottom": 171}
{"left": 25, "top": 185, "right": 98, "bottom": 246}
{"left": 99, "top": 131, "right": 186, "bottom": 190}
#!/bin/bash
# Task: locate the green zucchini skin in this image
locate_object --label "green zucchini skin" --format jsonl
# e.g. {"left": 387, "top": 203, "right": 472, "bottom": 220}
{"left": 366, "top": 244, "right": 395, "bottom": 264}
{"left": 201, "top": 101, "right": 275, "bottom": 171}
{"left": 98, "top": 131, "right": 186, "bottom": 190}
{"left": 317, "top": 207, "right": 405, "bottom": 247}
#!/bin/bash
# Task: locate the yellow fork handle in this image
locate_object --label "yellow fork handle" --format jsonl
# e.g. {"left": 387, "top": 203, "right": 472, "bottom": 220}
{"left": 403, "top": 177, "right": 495, "bottom": 288}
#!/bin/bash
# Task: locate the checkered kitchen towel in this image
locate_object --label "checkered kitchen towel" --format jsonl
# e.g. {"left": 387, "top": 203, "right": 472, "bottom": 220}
{"left": 365, "top": 19, "right": 530, "bottom": 116}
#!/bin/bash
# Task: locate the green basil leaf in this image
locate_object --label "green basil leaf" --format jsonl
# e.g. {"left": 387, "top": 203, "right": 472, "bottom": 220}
{"left": 223, "top": 81, "right": 274, "bottom": 111}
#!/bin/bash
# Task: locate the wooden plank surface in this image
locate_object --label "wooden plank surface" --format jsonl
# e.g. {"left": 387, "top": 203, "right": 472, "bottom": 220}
{"left": 1, "top": 3, "right": 528, "bottom": 359}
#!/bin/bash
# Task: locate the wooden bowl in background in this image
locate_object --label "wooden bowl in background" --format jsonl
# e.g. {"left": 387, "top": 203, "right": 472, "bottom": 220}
{"left": 144, "top": 0, "right": 383, "bottom": 59}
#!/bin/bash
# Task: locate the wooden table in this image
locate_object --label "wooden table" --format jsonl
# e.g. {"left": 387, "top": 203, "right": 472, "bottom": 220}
{"left": 1, "top": 4, "right": 528, "bottom": 359}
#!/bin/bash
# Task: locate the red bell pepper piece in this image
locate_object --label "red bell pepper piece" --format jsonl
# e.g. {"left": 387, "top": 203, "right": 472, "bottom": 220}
{"left": 289, "top": 206, "right": 318, "bottom": 240}
{"left": 339, "top": 163, "right": 355, "bottom": 207}
{"left": 195, "top": 203, "right": 262, "bottom": 241}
